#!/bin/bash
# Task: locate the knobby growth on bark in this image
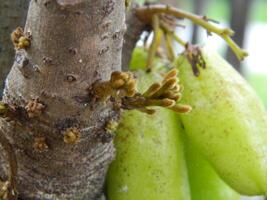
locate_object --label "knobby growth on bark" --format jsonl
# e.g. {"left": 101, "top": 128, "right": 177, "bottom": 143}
{"left": 0, "top": 0, "right": 29, "bottom": 94}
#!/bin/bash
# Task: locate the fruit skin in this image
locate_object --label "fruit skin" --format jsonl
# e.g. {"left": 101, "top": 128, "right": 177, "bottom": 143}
{"left": 106, "top": 67, "right": 191, "bottom": 199}
{"left": 183, "top": 129, "right": 240, "bottom": 200}
{"left": 178, "top": 47, "right": 267, "bottom": 195}
{"left": 129, "top": 47, "right": 165, "bottom": 71}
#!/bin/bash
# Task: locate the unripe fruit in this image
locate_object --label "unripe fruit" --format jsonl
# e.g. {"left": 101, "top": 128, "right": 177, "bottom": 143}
{"left": 183, "top": 129, "right": 240, "bottom": 200}
{"left": 178, "top": 47, "right": 267, "bottom": 195}
{"left": 107, "top": 51, "right": 191, "bottom": 200}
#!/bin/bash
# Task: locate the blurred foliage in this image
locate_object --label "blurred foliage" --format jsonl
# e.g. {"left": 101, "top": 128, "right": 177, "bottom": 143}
{"left": 205, "top": 0, "right": 267, "bottom": 22}
{"left": 247, "top": 74, "right": 267, "bottom": 107}
{"left": 251, "top": 0, "right": 267, "bottom": 22}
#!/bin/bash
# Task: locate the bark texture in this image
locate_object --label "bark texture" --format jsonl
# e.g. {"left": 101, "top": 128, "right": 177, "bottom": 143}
{"left": 1, "top": 0, "right": 125, "bottom": 199}
{"left": 0, "top": 0, "right": 29, "bottom": 94}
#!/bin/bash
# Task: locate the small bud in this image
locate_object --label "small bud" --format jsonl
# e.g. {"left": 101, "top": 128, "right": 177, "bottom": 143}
{"left": 164, "top": 68, "right": 178, "bottom": 80}
{"left": 170, "top": 93, "right": 182, "bottom": 101}
{"left": 111, "top": 71, "right": 129, "bottom": 83}
{"left": 110, "top": 71, "right": 121, "bottom": 79}
{"left": 125, "top": 89, "right": 136, "bottom": 97}
{"left": 161, "top": 98, "right": 176, "bottom": 107}
{"left": 162, "top": 91, "right": 181, "bottom": 101}
{"left": 11, "top": 27, "right": 31, "bottom": 50}
{"left": 145, "top": 99, "right": 174, "bottom": 107}
{"left": 151, "top": 78, "right": 178, "bottom": 98}
{"left": 162, "top": 78, "right": 178, "bottom": 90}
{"left": 25, "top": 99, "right": 45, "bottom": 118}
{"left": 33, "top": 137, "right": 48, "bottom": 152}
{"left": 111, "top": 79, "right": 125, "bottom": 89}
{"left": 170, "top": 104, "right": 192, "bottom": 113}
{"left": 63, "top": 128, "right": 81, "bottom": 144}
{"left": 105, "top": 120, "right": 119, "bottom": 133}
{"left": 17, "top": 36, "right": 30, "bottom": 49}
{"left": 143, "top": 83, "right": 161, "bottom": 97}
{"left": 125, "top": 79, "right": 137, "bottom": 91}
{"left": 171, "top": 85, "right": 181, "bottom": 93}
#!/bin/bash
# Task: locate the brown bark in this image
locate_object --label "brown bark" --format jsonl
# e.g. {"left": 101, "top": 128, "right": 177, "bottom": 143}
{"left": 0, "top": 0, "right": 30, "bottom": 95}
{"left": 1, "top": 0, "right": 125, "bottom": 199}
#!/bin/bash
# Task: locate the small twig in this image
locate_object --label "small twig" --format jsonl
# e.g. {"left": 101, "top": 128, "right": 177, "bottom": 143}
{"left": 160, "top": 22, "right": 187, "bottom": 47}
{"left": 222, "top": 34, "right": 248, "bottom": 61}
{"left": 164, "top": 33, "right": 175, "bottom": 62}
{"left": 136, "top": 4, "right": 248, "bottom": 60}
{"left": 146, "top": 15, "right": 163, "bottom": 71}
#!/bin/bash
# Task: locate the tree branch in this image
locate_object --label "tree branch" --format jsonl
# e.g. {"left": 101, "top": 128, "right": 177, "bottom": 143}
{"left": 1, "top": 0, "right": 125, "bottom": 199}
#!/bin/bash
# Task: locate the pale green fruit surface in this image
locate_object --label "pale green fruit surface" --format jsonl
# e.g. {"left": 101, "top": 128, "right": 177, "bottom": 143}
{"left": 178, "top": 47, "right": 267, "bottom": 195}
{"left": 183, "top": 131, "right": 240, "bottom": 200}
{"left": 106, "top": 70, "right": 191, "bottom": 200}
